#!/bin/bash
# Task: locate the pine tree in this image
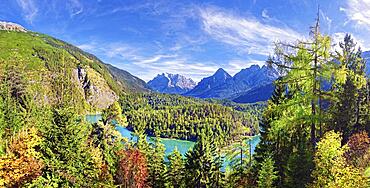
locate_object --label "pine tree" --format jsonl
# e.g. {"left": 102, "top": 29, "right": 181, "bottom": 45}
{"left": 37, "top": 107, "right": 99, "bottom": 186}
{"left": 167, "top": 147, "right": 185, "bottom": 188}
{"left": 284, "top": 134, "right": 313, "bottom": 188}
{"left": 330, "top": 34, "right": 368, "bottom": 142}
{"left": 147, "top": 137, "right": 168, "bottom": 188}
{"left": 253, "top": 80, "right": 287, "bottom": 186}
{"left": 257, "top": 156, "right": 278, "bottom": 188}
{"left": 225, "top": 130, "right": 251, "bottom": 187}
{"left": 184, "top": 127, "right": 224, "bottom": 188}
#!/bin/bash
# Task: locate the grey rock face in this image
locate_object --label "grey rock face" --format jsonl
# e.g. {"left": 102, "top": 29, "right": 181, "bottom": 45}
{"left": 148, "top": 73, "right": 196, "bottom": 94}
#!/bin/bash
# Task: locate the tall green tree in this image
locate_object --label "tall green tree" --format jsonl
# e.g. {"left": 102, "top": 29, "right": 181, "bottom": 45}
{"left": 284, "top": 134, "right": 313, "bottom": 188}
{"left": 225, "top": 130, "right": 251, "bottom": 187}
{"left": 36, "top": 107, "right": 99, "bottom": 187}
{"left": 257, "top": 156, "right": 278, "bottom": 188}
{"left": 167, "top": 147, "right": 185, "bottom": 188}
{"left": 147, "top": 137, "right": 168, "bottom": 188}
{"left": 267, "top": 15, "right": 339, "bottom": 148}
{"left": 253, "top": 80, "right": 288, "bottom": 185}
{"left": 265, "top": 16, "right": 335, "bottom": 186}
{"left": 184, "top": 127, "right": 224, "bottom": 188}
{"left": 330, "top": 34, "right": 368, "bottom": 142}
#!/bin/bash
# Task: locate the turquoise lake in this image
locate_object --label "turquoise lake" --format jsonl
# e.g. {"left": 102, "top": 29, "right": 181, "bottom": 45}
{"left": 86, "top": 114, "right": 260, "bottom": 159}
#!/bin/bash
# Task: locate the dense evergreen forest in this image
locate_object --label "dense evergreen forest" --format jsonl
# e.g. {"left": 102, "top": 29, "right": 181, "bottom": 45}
{"left": 0, "top": 20, "right": 370, "bottom": 188}
{"left": 119, "top": 93, "right": 261, "bottom": 145}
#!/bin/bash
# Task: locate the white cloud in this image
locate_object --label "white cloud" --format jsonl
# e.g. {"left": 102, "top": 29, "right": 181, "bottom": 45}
{"left": 199, "top": 6, "right": 303, "bottom": 56}
{"left": 320, "top": 10, "right": 332, "bottom": 33}
{"left": 16, "top": 0, "right": 38, "bottom": 23}
{"left": 137, "top": 54, "right": 178, "bottom": 64}
{"left": 227, "top": 59, "right": 265, "bottom": 76}
{"left": 131, "top": 56, "right": 219, "bottom": 82}
{"left": 341, "top": 0, "right": 370, "bottom": 29}
{"left": 76, "top": 41, "right": 218, "bottom": 81}
{"left": 77, "top": 43, "right": 95, "bottom": 51}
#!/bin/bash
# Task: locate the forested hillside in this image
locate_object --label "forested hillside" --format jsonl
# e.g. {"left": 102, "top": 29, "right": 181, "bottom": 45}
{"left": 120, "top": 93, "right": 261, "bottom": 145}
{"left": 0, "top": 27, "right": 262, "bottom": 187}
{"left": 0, "top": 30, "right": 148, "bottom": 111}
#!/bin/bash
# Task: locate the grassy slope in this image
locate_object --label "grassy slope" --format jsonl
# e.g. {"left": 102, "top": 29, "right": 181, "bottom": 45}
{"left": 0, "top": 30, "right": 145, "bottom": 111}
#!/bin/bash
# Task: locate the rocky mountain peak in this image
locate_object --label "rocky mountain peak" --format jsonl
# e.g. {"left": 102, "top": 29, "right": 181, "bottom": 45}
{"left": 0, "top": 21, "right": 27, "bottom": 32}
{"left": 148, "top": 73, "right": 196, "bottom": 94}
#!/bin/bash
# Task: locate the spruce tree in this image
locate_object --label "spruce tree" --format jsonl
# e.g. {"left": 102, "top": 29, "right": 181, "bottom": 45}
{"left": 257, "top": 156, "right": 278, "bottom": 188}
{"left": 330, "top": 34, "right": 368, "bottom": 142}
{"left": 184, "top": 127, "right": 224, "bottom": 187}
{"left": 167, "top": 147, "right": 185, "bottom": 188}
{"left": 147, "top": 137, "right": 168, "bottom": 188}
{"left": 253, "top": 80, "right": 287, "bottom": 186}
{"left": 37, "top": 107, "right": 99, "bottom": 186}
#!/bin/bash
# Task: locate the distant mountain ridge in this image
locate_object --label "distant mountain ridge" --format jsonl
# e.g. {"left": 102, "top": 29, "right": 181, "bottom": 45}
{"left": 185, "top": 68, "right": 232, "bottom": 98}
{"left": 185, "top": 65, "right": 279, "bottom": 101}
{"left": 147, "top": 73, "right": 196, "bottom": 94}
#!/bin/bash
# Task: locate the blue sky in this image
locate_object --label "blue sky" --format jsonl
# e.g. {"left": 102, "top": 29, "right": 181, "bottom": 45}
{"left": 1, "top": 0, "right": 370, "bottom": 82}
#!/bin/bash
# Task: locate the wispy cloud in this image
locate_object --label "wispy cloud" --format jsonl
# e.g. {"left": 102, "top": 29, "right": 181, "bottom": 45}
{"left": 16, "top": 0, "right": 38, "bottom": 23}
{"left": 199, "top": 6, "right": 303, "bottom": 56}
{"left": 76, "top": 41, "right": 221, "bottom": 82}
{"left": 68, "top": 0, "right": 84, "bottom": 17}
{"left": 320, "top": 10, "right": 332, "bottom": 33}
{"left": 341, "top": 0, "right": 370, "bottom": 30}
{"left": 227, "top": 59, "right": 265, "bottom": 76}
{"left": 77, "top": 43, "right": 95, "bottom": 51}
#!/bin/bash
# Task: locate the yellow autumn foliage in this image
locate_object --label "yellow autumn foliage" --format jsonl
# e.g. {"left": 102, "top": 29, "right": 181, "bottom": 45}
{"left": 0, "top": 127, "right": 44, "bottom": 187}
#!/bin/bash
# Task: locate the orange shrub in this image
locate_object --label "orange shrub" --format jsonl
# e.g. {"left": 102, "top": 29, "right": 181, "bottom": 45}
{"left": 0, "top": 127, "right": 44, "bottom": 187}
{"left": 115, "top": 148, "right": 148, "bottom": 188}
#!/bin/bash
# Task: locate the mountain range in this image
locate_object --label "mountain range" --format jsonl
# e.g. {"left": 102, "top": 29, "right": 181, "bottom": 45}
{"left": 184, "top": 65, "right": 279, "bottom": 102}
{"left": 3, "top": 21, "right": 370, "bottom": 106}
{"left": 148, "top": 65, "right": 279, "bottom": 103}
{"left": 149, "top": 54, "right": 370, "bottom": 103}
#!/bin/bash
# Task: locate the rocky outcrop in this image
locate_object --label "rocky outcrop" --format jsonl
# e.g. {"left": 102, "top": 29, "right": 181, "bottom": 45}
{"left": 74, "top": 66, "right": 118, "bottom": 109}
{"left": 0, "top": 21, "right": 27, "bottom": 32}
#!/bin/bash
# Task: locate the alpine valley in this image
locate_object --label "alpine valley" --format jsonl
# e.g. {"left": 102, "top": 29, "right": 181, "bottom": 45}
{"left": 1, "top": 1, "right": 370, "bottom": 187}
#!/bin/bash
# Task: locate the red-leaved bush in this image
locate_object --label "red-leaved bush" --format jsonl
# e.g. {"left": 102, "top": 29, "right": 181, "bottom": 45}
{"left": 345, "top": 131, "right": 370, "bottom": 169}
{"left": 115, "top": 148, "right": 148, "bottom": 188}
